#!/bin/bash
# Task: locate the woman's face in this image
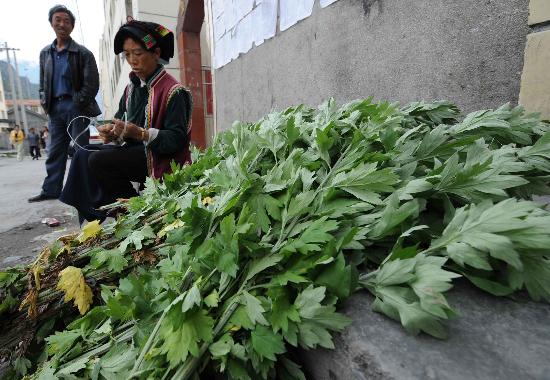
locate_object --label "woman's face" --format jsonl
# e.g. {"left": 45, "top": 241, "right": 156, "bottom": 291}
{"left": 122, "top": 38, "right": 160, "bottom": 80}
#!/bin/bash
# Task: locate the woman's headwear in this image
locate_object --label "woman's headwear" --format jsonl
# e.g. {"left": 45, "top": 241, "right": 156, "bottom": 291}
{"left": 114, "top": 17, "right": 174, "bottom": 62}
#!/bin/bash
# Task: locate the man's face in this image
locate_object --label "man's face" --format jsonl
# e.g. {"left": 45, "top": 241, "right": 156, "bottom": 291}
{"left": 51, "top": 11, "right": 73, "bottom": 40}
{"left": 122, "top": 38, "right": 160, "bottom": 80}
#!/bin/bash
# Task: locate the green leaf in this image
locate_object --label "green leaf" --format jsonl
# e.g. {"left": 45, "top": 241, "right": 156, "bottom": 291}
{"left": 464, "top": 274, "right": 514, "bottom": 296}
{"left": 282, "top": 217, "right": 338, "bottom": 255}
{"left": 57, "top": 356, "right": 89, "bottom": 377}
{"left": 181, "top": 284, "right": 202, "bottom": 312}
{"left": 119, "top": 225, "right": 156, "bottom": 251}
{"left": 315, "top": 253, "right": 355, "bottom": 298}
{"left": 269, "top": 288, "right": 300, "bottom": 333}
{"left": 242, "top": 291, "right": 268, "bottom": 326}
{"left": 279, "top": 357, "right": 307, "bottom": 380}
{"left": 245, "top": 254, "right": 283, "bottom": 283}
{"left": 365, "top": 255, "right": 458, "bottom": 338}
{"left": 372, "top": 286, "right": 448, "bottom": 338}
{"left": 431, "top": 199, "right": 550, "bottom": 279}
{"left": 36, "top": 362, "right": 57, "bottom": 380}
{"left": 332, "top": 163, "right": 399, "bottom": 204}
{"left": 294, "top": 285, "right": 325, "bottom": 319}
{"left": 13, "top": 357, "right": 31, "bottom": 376}
{"left": 228, "top": 305, "right": 255, "bottom": 330}
{"left": 46, "top": 329, "right": 81, "bottom": 355}
{"left": 227, "top": 359, "right": 251, "bottom": 380}
{"left": 160, "top": 308, "right": 214, "bottom": 367}
{"left": 209, "top": 337, "right": 232, "bottom": 357}
{"left": 0, "top": 293, "right": 17, "bottom": 315}
{"left": 507, "top": 256, "right": 550, "bottom": 302}
{"left": 98, "top": 343, "right": 136, "bottom": 380}
{"left": 204, "top": 290, "right": 219, "bottom": 308}
{"left": 251, "top": 325, "right": 286, "bottom": 361}
{"left": 287, "top": 190, "right": 315, "bottom": 218}
{"left": 90, "top": 248, "right": 128, "bottom": 273}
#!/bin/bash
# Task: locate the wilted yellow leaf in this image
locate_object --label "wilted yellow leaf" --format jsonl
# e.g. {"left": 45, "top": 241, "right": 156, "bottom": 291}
{"left": 19, "top": 288, "right": 38, "bottom": 319}
{"left": 202, "top": 196, "right": 214, "bottom": 205}
{"left": 157, "top": 219, "right": 185, "bottom": 238}
{"left": 77, "top": 220, "right": 102, "bottom": 243}
{"left": 32, "top": 266, "right": 43, "bottom": 290}
{"left": 56, "top": 266, "right": 93, "bottom": 315}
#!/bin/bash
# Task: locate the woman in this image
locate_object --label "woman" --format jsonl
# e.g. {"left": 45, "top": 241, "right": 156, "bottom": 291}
{"left": 60, "top": 19, "right": 192, "bottom": 223}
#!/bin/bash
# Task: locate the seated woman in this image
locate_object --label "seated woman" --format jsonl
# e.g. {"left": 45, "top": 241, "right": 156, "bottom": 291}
{"left": 60, "top": 19, "right": 192, "bottom": 223}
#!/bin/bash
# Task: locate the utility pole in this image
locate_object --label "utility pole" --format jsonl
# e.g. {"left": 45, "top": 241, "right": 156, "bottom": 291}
{"left": 2, "top": 42, "right": 21, "bottom": 128}
{"left": 12, "top": 47, "right": 29, "bottom": 134}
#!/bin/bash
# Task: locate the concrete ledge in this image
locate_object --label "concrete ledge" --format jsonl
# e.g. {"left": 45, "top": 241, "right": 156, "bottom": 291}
{"left": 529, "top": 0, "right": 550, "bottom": 25}
{"left": 519, "top": 30, "right": 550, "bottom": 120}
{"left": 300, "top": 280, "right": 550, "bottom": 380}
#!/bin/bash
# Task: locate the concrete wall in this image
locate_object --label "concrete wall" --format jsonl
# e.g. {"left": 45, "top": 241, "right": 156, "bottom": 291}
{"left": 519, "top": 0, "right": 550, "bottom": 120}
{"left": 214, "top": 0, "right": 530, "bottom": 130}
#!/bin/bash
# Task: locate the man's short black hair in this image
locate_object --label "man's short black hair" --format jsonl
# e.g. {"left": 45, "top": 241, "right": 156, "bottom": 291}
{"left": 48, "top": 5, "right": 76, "bottom": 27}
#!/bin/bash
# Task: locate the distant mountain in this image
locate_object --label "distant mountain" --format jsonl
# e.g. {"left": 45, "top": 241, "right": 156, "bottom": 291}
{"left": 0, "top": 60, "right": 39, "bottom": 100}
{"left": 17, "top": 61, "right": 40, "bottom": 84}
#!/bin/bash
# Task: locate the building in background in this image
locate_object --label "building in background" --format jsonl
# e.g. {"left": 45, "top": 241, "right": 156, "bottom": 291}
{"left": 0, "top": 66, "right": 12, "bottom": 140}
{"left": 5, "top": 100, "right": 44, "bottom": 116}
{"left": 0, "top": 61, "right": 39, "bottom": 100}
{"left": 6, "top": 108, "right": 47, "bottom": 132}
{"left": 0, "top": 67, "right": 8, "bottom": 121}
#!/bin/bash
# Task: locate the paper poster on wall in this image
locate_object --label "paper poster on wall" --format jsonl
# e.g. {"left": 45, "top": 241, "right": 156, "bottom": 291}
{"left": 235, "top": 0, "right": 255, "bottom": 21}
{"left": 235, "top": 12, "right": 253, "bottom": 56}
{"left": 251, "top": 0, "right": 277, "bottom": 46}
{"left": 279, "top": 0, "right": 315, "bottom": 31}
{"left": 223, "top": 0, "right": 239, "bottom": 32}
{"left": 211, "top": 0, "right": 223, "bottom": 19}
{"left": 213, "top": 14, "right": 225, "bottom": 41}
{"left": 320, "top": 0, "right": 340, "bottom": 7}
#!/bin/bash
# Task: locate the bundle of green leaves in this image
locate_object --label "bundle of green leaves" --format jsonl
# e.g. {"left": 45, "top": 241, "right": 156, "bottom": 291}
{"left": 2, "top": 98, "right": 550, "bottom": 380}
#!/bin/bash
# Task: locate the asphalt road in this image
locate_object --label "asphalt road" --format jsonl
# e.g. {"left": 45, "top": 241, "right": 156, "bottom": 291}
{"left": 0, "top": 154, "right": 80, "bottom": 269}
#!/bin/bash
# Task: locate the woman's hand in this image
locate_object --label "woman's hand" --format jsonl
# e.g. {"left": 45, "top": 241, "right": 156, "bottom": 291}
{"left": 97, "top": 124, "right": 115, "bottom": 144}
{"left": 112, "top": 119, "right": 142, "bottom": 140}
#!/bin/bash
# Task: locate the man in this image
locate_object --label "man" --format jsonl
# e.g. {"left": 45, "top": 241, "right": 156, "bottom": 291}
{"left": 27, "top": 127, "right": 41, "bottom": 160}
{"left": 9, "top": 125, "right": 25, "bottom": 161}
{"left": 28, "top": 4, "right": 101, "bottom": 202}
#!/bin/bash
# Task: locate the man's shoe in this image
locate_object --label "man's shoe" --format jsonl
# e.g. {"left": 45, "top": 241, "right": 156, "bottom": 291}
{"left": 28, "top": 193, "right": 58, "bottom": 202}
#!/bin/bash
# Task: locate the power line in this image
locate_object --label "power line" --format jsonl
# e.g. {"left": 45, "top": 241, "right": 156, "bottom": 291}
{"left": 74, "top": 0, "right": 85, "bottom": 45}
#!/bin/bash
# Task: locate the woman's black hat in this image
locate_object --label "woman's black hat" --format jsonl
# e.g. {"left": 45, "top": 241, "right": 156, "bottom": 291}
{"left": 114, "top": 18, "right": 174, "bottom": 62}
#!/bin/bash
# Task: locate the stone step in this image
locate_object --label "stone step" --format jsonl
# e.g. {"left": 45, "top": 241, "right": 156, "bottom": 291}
{"left": 300, "top": 280, "right": 550, "bottom": 380}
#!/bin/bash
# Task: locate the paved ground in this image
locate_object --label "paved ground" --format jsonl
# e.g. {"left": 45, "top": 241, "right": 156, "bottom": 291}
{"left": 0, "top": 154, "right": 80, "bottom": 269}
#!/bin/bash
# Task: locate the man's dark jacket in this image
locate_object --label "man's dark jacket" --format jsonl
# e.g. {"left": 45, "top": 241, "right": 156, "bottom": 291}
{"left": 39, "top": 39, "right": 101, "bottom": 117}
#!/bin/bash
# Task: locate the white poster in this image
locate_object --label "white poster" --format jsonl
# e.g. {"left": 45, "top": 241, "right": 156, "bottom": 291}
{"left": 251, "top": 0, "right": 277, "bottom": 46}
{"left": 320, "top": 0, "right": 340, "bottom": 7}
{"left": 235, "top": 0, "right": 255, "bottom": 20}
{"left": 235, "top": 12, "right": 253, "bottom": 55}
{"left": 279, "top": 0, "right": 315, "bottom": 31}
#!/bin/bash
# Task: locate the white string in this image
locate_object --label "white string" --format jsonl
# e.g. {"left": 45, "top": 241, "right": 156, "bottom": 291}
{"left": 66, "top": 115, "right": 96, "bottom": 152}
{"left": 67, "top": 114, "right": 129, "bottom": 152}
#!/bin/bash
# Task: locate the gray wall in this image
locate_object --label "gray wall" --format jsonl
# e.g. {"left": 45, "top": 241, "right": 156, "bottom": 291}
{"left": 214, "top": 0, "right": 529, "bottom": 130}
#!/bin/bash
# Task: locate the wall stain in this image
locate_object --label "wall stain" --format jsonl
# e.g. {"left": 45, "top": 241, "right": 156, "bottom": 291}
{"left": 360, "top": 0, "right": 383, "bottom": 17}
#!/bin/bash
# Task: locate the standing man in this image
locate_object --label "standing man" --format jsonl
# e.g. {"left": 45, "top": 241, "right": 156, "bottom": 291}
{"left": 28, "top": 4, "right": 101, "bottom": 202}
{"left": 27, "top": 127, "right": 41, "bottom": 160}
{"left": 9, "top": 125, "right": 25, "bottom": 161}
